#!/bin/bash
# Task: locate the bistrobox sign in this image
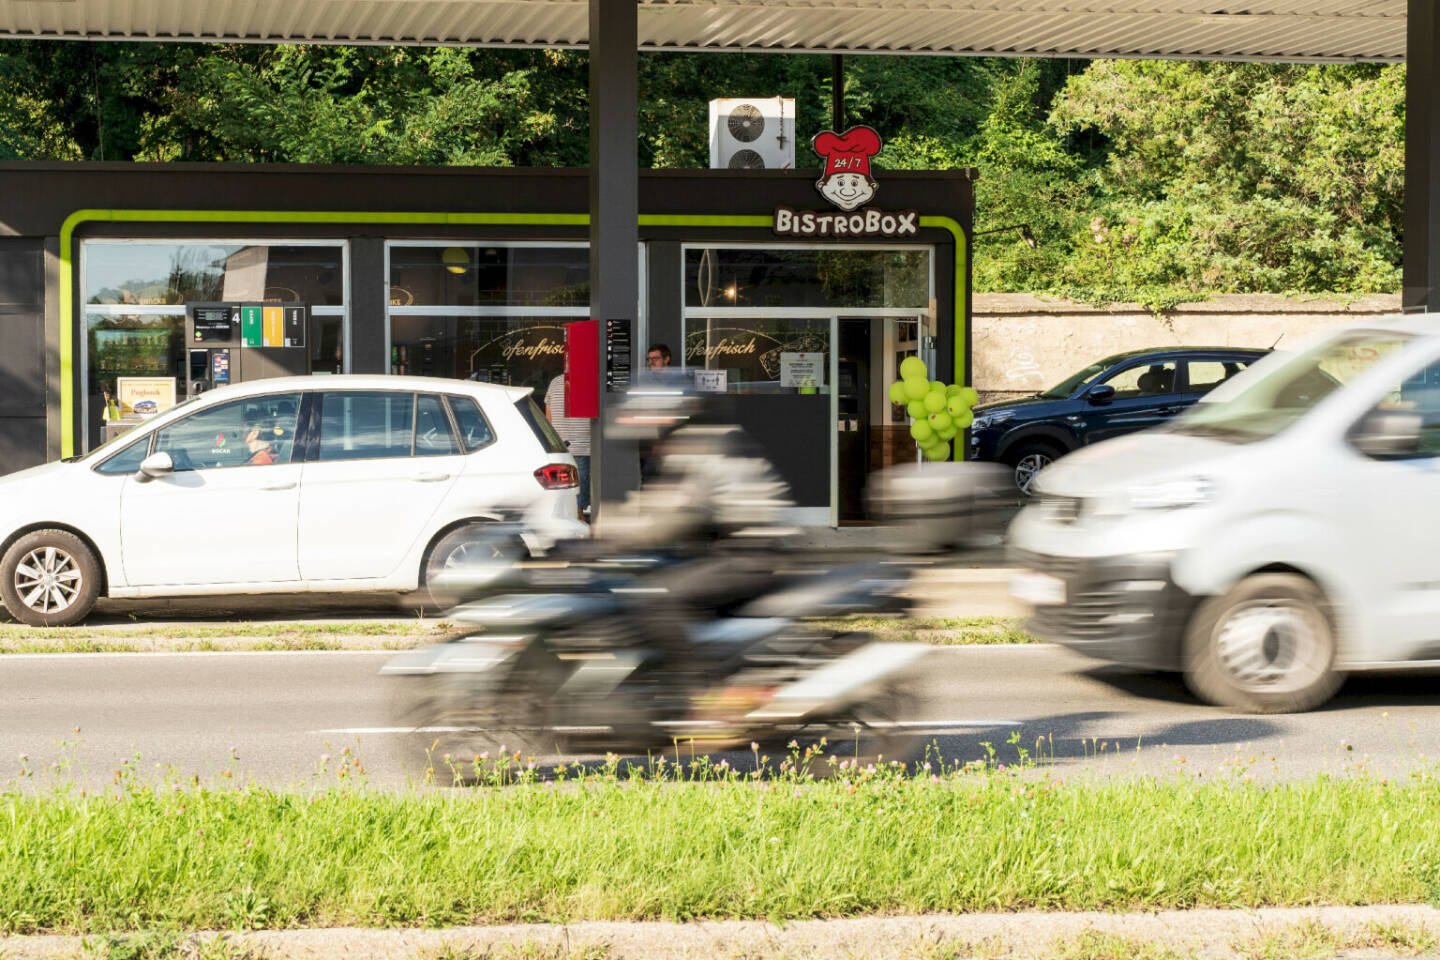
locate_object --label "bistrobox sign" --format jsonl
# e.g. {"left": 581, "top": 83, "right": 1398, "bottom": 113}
{"left": 773, "top": 125, "right": 919, "bottom": 239}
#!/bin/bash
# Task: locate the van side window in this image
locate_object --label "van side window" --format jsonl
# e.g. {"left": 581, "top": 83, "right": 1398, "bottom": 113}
{"left": 317, "top": 392, "right": 415, "bottom": 461}
{"left": 446, "top": 396, "right": 496, "bottom": 453}
{"left": 1365, "top": 362, "right": 1440, "bottom": 457}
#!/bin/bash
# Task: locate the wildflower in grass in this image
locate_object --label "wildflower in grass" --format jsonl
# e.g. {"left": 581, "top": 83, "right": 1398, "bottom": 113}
{"left": 931, "top": 775, "right": 940, "bottom": 785}
{"left": 321, "top": 754, "right": 331, "bottom": 764}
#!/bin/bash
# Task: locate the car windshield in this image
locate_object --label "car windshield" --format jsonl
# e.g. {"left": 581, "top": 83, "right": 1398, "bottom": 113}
{"left": 1170, "top": 331, "right": 1414, "bottom": 442}
{"left": 1039, "top": 359, "right": 1111, "bottom": 399}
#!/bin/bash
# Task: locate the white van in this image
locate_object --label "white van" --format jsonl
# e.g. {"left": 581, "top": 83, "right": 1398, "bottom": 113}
{"left": 1008, "top": 316, "right": 1440, "bottom": 713}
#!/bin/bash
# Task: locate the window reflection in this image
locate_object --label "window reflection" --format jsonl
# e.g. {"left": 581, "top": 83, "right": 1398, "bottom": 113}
{"left": 388, "top": 245, "right": 589, "bottom": 308}
{"left": 686, "top": 248, "right": 928, "bottom": 309}
{"left": 682, "top": 317, "right": 830, "bottom": 395}
{"left": 85, "top": 244, "right": 344, "bottom": 306}
{"left": 389, "top": 316, "right": 573, "bottom": 393}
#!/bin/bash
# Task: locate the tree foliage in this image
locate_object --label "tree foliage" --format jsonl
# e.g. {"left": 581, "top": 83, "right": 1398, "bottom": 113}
{"left": 0, "top": 40, "right": 1406, "bottom": 299}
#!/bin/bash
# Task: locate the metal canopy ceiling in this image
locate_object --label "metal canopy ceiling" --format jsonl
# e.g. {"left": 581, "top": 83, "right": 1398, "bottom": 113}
{"left": 0, "top": 1, "right": 1406, "bottom": 63}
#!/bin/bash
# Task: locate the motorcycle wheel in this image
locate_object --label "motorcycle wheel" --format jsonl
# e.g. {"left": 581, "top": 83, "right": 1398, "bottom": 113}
{"left": 813, "top": 685, "right": 922, "bottom": 776}
{"left": 391, "top": 674, "right": 562, "bottom": 785}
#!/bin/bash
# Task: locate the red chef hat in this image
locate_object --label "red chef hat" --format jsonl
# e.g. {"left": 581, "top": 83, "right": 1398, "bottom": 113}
{"left": 813, "top": 126, "right": 882, "bottom": 180}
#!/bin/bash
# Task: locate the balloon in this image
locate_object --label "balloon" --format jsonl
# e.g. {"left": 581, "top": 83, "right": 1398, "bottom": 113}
{"left": 929, "top": 381, "right": 945, "bottom": 396}
{"left": 946, "top": 384, "right": 963, "bottom": 398}
{"left": 929, "top": 410, "right": 952, "bottom": 432}
{"left": 903, "top": 377, "right": 929, "bottom": 402}
{"left": 951, "top": 409, "right": 974, "bottom": 430}
{"left": 923, "top": 443, "right": 950, "bottom": 462}
{"left": 958, "top": 386, "right": 980, "bottom": 406}
{"left": 888, "top": 381, "right": 908, "bottom": 405}
{"left": 923, "top": 390, "right": 947, "bottom": 413}
{"left": 937, "top": 425, "right": 958, "bottom": 441}
{"left": 899, "top": 356, "right": 928, "bottom": 381}
{"left": 946, "top": 396, "right": 970, "bottom": 417}
{"left": 907, "top": 400, "right": 928, "bottom": 420}
{"left": 910, "top": 420, "right": 935, "bottom": 443}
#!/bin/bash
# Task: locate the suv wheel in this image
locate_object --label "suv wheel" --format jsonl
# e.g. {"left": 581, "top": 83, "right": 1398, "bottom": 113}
{"left": 1005, "top": 441, "right": 1062, "bottom": 496}
{"left": 0, "top": 529, "right": 102, "bottom": 627}
{"left": 1183, "top": 573, "right": 1343, "bottom": 713}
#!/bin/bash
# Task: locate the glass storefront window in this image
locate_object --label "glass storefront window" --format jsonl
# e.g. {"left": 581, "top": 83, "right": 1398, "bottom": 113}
{"left": 81, "top": 241, "right": 348, "bottom": 452}
{"left": 685, "top": 248, "right": 928, "bottom": 309}
{"left": 389, "top": 315, "right": 574, "bottom": 393}
{"left": 388, "top": 245, "right": 589, "bottom": 308}
{"left": 682, "top": 317, "right": 831, "bottom": 395}
{"left": 85, "top": 243, "right": 345, "bottom": 306}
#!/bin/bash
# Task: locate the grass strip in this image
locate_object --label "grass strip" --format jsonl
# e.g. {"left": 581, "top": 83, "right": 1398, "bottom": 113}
{"left": 0, "top": 618, "right": 1038, "bottom": 653}
{"left": 809, "top": 615, "right": 1040, "bottom": 645}
{"left": 0, "top": 621, "right": 450, "bottom": 654}
{"left": 4, "top": 755, "right": 1440, "bottom": 934}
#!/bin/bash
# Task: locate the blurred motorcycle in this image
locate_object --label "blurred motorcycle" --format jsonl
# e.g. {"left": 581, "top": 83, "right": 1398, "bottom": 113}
{"left": 382, "top": 541, "right": 933, "bottom": 771}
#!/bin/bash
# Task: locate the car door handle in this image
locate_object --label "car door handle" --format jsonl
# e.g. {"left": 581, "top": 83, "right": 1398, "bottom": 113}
{"left": 413, "top": 472, "right": 451, "bottom": 483}
{"left": 260, "top": 481, "right": 297, "bottom": 491}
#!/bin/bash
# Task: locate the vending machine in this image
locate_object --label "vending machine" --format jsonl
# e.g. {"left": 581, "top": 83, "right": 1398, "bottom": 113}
{"left": 185, "top": 302, "right": 310, "bottom": 398}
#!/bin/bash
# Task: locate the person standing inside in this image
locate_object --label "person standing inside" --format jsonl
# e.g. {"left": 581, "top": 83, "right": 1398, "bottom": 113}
{"left": 639, "top": 343, "right": 674, "bottom": 481}
{"left": 546, "top": 372, "right": 592, "bottom": 519}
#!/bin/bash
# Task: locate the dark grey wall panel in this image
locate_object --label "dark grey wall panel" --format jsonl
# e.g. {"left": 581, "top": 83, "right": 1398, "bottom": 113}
{"left": 0, "top": 417, "right": 45, "bottom": 473}
{"left": 0, "top": 311, "right": 44, "bottom": 417}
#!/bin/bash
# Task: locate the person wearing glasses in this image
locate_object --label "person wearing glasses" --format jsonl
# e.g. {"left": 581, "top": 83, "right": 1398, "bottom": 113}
{"left": 640, "top": 343, "right": 674, "bottom": 481}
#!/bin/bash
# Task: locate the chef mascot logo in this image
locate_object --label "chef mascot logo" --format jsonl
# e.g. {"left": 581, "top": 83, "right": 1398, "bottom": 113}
{"left": 813, "top": 125, "right": 882, "bottom": 212}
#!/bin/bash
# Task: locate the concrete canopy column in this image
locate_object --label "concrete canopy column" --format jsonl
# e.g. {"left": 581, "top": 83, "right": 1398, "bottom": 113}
{"left": 1406, "top": 0, "right": 1440, "bottom": 312}
{"left": 588, "top": 0, "right": 641, "bottom": 517}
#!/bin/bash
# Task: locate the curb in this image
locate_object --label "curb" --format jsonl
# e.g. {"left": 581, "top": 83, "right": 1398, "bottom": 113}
{"left": 6, "top": 905, "right": 1440, "bottom": 960}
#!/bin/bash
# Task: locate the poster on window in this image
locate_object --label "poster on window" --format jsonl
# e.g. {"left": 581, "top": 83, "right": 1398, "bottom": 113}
{"left": 780, "top": 352, "right": 825, "bottom": 389}
{"left": 683, "top": 318, "right": 830, "bottom": 394}
{"left": 116, "top": 377, "right": 177, "bottom": 420}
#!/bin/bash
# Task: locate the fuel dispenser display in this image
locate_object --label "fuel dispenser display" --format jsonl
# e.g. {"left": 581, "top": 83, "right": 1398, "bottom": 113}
{"left": 185, "top": 302, "right": 309, "bottom": 398}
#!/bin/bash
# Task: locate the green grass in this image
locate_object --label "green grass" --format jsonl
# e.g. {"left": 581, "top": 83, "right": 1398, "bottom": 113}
{"left": 810, "top": 615, "right": 1040, "bottom": 645}
{"left": 0, "top": 618, "right": 1037, "bottom": 653}
{"left": 5, "top": 743, "right": 1440, "bottom": 935}
{"left": 0, "top": 621, "right": 450, "bottom": 654}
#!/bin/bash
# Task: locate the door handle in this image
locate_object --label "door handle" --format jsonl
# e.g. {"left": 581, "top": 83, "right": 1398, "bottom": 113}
{"left": 413, "top": 472, "right": 451, "bottom": 483}
{"left": 260, "top": 481, "right": 297, "bottom": 491}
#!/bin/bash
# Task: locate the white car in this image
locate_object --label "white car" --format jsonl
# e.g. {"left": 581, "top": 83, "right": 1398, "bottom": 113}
{"left": 0, "top": 375, "right": 586, "bottom": 626}
{"left": 1009, "top": 316, "right": 1440, "bottom": 713}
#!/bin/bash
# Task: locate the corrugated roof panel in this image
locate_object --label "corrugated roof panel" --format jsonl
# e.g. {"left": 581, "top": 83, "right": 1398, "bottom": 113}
{"left": 0, "top": 0, "right": 1406, "bottom": 62}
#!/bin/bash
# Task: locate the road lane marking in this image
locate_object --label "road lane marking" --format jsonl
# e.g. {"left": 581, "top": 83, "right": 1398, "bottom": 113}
{"left": 1, "top": 650, "right": 395, "bottom": 660}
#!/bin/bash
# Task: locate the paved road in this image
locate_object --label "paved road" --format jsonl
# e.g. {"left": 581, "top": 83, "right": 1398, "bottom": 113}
{"left": 2, "top": 645, "right": 1434, "bottom": 790}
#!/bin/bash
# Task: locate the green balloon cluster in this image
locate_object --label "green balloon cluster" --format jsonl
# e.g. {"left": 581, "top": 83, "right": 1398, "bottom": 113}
{"left": 890, "top": 357, "right": 980, "bottom": 463}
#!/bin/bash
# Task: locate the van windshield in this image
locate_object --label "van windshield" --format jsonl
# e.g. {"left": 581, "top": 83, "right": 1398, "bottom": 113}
{"left": 1171, "top": 331, "right": 1414, "bottom": 442}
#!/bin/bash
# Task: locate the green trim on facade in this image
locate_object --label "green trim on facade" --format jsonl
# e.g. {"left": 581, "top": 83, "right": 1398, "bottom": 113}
{"left": 60, "top": 209, "right": 967, "bottom": 459}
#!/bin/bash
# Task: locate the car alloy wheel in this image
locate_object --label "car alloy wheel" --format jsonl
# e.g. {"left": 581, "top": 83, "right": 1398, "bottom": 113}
{"left": 13, "top": 545, "right": 83, "bottom": 615}
{"left": 1212, "top": 599, "right": 1330, "bottom": 696}
{"left": 1013, "top": 452, "right": 1052, "bottom": 495}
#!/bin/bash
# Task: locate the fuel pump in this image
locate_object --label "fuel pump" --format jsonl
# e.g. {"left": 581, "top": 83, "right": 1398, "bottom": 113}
{"left": 185, "top": 302, "right": 310, "bottom": 398}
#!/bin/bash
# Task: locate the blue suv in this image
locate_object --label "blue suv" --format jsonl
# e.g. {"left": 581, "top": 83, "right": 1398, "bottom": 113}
{"left": 969, "top": 346, "right": 1267, "bottom": 494}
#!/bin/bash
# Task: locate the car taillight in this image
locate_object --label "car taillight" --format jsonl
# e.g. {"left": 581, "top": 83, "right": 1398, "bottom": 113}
{"left": 534, "top": 463, "right": 579, "bottom": 490}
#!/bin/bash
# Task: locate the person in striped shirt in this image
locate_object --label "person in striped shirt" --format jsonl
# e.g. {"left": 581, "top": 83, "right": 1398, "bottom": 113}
{"left": 546, "top": 374, "right": 591, "bottom": 518}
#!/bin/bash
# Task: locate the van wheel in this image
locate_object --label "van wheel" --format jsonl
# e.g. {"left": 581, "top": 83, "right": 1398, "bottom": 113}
{"left": 0, "top": 529, "right": 101, "bottom": 627}
{"left": 1183, "top": 573, "right": 1343, "bottom": 713}
{"left": 421, "top": 523, "right": 527, "bottom": 610}
{"left": 1005, "top": 441, "right": 1062, "bottom": 496}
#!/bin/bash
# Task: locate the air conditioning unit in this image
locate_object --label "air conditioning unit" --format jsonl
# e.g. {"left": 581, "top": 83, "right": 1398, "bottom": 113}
{"left": 709, "top": 97, "right": 795, "bottom": 170}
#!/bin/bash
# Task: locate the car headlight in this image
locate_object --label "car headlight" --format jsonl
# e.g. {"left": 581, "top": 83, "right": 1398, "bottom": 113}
{"left": 1125, "top": 476, "right": 1215, "bottom": 511}
{"left": 971, "top": 411, "right": 1013, "bottom": 431}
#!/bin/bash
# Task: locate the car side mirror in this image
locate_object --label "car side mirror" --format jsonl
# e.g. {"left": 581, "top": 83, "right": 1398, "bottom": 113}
{"left": 1352, "top": 410, "right": 1423, "bottom": 459}
{"left": 136, "top": 451, "right": 174, "bottom": 482}
{"left": 1086, "top": 384, "right": 1116, "bottom": 405}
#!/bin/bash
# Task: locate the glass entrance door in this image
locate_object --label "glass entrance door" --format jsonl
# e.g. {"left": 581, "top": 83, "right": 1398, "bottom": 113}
{"left": 834, "top": 314, "right": 928, "bottom": 525}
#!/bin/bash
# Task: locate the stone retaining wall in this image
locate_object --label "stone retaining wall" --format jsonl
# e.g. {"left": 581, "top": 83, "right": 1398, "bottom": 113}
{"left": 972, "top": 293, "right": 1402, "bottom": 403}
